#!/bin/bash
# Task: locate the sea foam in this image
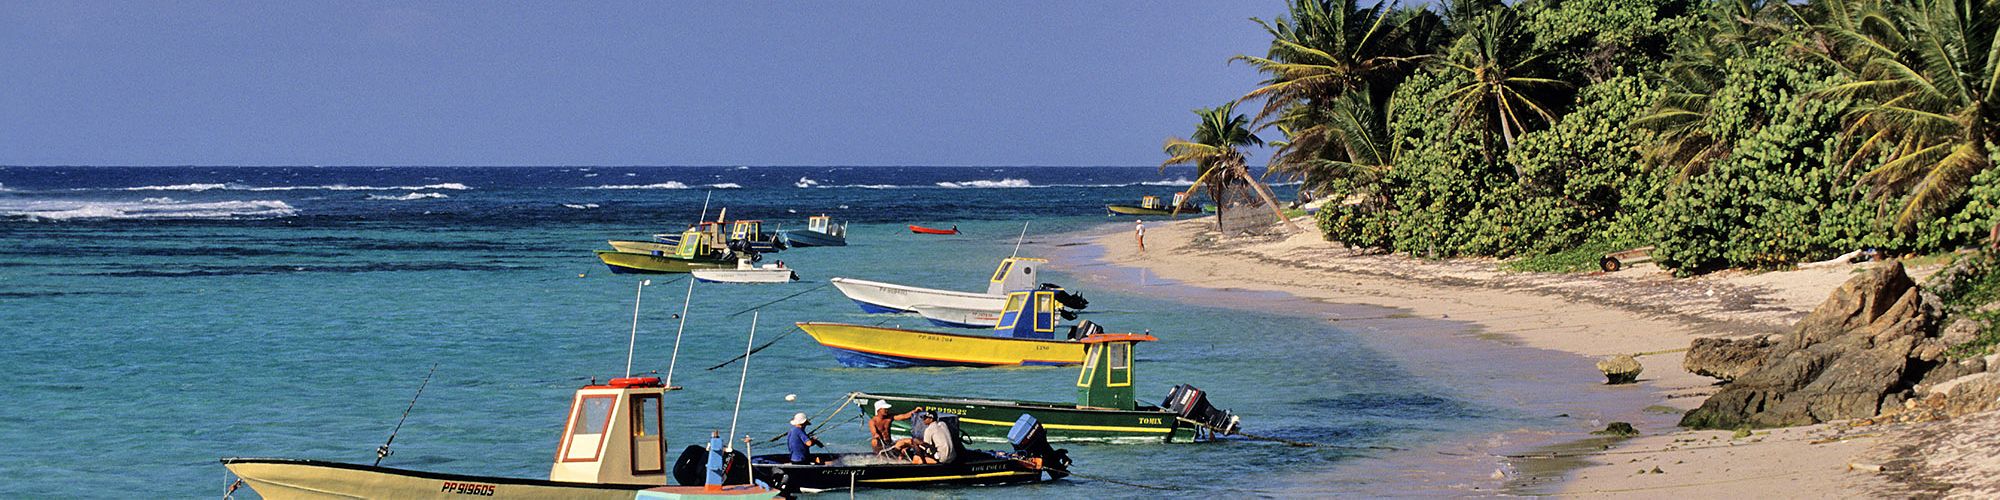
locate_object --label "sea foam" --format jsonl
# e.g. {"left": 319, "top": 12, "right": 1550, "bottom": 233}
{"left": 1, "top": 199, "right": 298, "bottom": 220}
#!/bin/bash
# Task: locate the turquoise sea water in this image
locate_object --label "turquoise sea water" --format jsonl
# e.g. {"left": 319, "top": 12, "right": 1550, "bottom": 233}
{"left": 0, "top": 167, "right": 1551, "bottom": 497}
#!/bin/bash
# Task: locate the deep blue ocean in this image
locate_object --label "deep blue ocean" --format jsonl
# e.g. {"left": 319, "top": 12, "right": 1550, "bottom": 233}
{"left": 0, "top": 166, "right": 1559, "bottom": 497}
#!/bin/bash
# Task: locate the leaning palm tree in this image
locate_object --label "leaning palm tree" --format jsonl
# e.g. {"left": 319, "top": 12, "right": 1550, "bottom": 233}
{"left": 1161, "top": 103, "right": 1298, "bottom": 232}
{"left": 1819, "top": 0, "right": 2000, "bottom": 230}
{"left": 1637, "top": 0, "right": 1802, "bottom": 181}
{"left": 1433, "top": 8, "right": 1570, "bottom": 169}
{"left": 1262, "top": 89, "right": 1395, "bottom": 199}
{"left": 1233, "top": 0, "right": 1440, "bottom": 124}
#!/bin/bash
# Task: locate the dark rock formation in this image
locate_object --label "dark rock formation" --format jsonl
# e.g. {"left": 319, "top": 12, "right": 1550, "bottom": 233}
{"left": 1682, "top": 262, "right": 1942, "bottom": 429}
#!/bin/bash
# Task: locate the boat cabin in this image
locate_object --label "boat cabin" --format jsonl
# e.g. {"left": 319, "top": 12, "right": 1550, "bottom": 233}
{"left": 805, "top": 215, "right": 844, "bottom": 236}
{"left": 674, "top": 228, "right": 724, "bottom": 259}
{"left": 1139, "top": 196, "right": 1162, "bottom": 210}
{"left": 729, "top": 220, "right": 772, "bottom": 243}
{"left": 983, "top": 257, "right": 1046, "bottom": 296}
{"left": 1075, "top": 334, "right": 1156, "bottom": 410}
{"left": 549, "top": 376, "right": 672, "bottom": 485}
{"left": 995, "top": 289, "right": 1062, "bottom": 339}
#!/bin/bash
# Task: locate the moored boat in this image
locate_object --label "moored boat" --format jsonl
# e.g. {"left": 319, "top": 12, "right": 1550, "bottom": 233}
{"left": 1106, "top": 193, "right": 1201, "bottom": 217}
{"left": 851, "top": 333, "right": 1242, "bottom": 443}
{"left": 829, "top": 257, "right": 1085, "bottom": 315}
{"left": 776, "top": 214, "right": 847, "bottom": 247}
{"left": 598, "top": 228, "right": 738, "bottom": 274}
{"left": 799, "top": 288, "right": 1089, "bottom": 368}
{"left": 908, "top": 303, "right": 1001, "bottom": 329}
{"left": 908, "top": 224, "right": 958, "bottom": 235}
{"left": 691, "top": 258, "right": 798, "bottom": 284}
{"left": 749, "top": 413, "right": 1067, "bottom": 493}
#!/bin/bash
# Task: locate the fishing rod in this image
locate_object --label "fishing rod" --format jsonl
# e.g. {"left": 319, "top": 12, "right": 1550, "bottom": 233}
{"left": 1011, "top": 221, "right": 1029, "bottom": 258}
{"left": 725, "top": 311, "right": 759, "bottom": 451}
{"left": 697, "top": 191, "right": 712, "bottom": 223}
{"left": 663, "top": 278, "right": 696, "bottom": 388}
{"left": 373, "top": 363, "right": 438, "bottom": 466}
{"left": 625, "top": 279, "right": 652, "bottom": 377}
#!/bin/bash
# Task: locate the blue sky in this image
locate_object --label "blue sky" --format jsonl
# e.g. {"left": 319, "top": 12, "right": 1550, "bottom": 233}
{"left": 1, "top": 2, "right": 1283, "bottom": 166}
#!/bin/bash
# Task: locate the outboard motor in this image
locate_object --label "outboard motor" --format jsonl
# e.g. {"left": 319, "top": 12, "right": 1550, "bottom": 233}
{"left": 1066, "top": 320, "right": 1104, "bottom": 340}
{"left": 670, "top": 444, "right": 750, "bottom": 486}
{"left": 1162, "top": 384, "right": 1240, "bottom": 436}
{"left": 1039, "top": 283, "right": 1089, "bottom": 310}
{"left": 1006, "top": 414, "right": 1070, "bottom": 479}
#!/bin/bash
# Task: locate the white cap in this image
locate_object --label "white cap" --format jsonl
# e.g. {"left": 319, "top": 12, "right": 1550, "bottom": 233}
{"left": 873, "top": 400, "right": 892, "bottom": 410}
{"left": 791, "top": 412, "right": 809, "bottom": 426}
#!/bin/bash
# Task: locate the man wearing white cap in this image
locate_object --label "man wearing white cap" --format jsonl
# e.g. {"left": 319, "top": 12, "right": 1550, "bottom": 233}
{"left": 785, "top": 412, "right": 822, "bottom": 464}
{"left": 866, "top": 400, "right": 917, "bottom": 452}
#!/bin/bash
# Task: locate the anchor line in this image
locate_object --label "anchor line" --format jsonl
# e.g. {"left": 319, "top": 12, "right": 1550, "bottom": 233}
{"left": 1223, "top": 426, "right": 1404, "bottom": 451}
{"left": 374, "top": 363, "right": 438, "bottom": 466}
{"left": 766, "top": 393, "right": 859, "bottom": 444}
{"left": 726, "top": 283, "right": 830, "bottom": 318}
{"left": 705, "top": 326, "right": 801, "bottom": 371}
{"left": 1063, "top": 471, "right": 1184, "bottom": 491}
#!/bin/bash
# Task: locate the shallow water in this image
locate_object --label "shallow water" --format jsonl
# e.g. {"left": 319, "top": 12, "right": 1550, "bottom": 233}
{"left": 3, "top": 166, "right": 1572, "bottom": 497}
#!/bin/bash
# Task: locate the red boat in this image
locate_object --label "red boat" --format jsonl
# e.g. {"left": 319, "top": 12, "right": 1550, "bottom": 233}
{"left": 910, "top": 225, "right": 959, "bottom": 235}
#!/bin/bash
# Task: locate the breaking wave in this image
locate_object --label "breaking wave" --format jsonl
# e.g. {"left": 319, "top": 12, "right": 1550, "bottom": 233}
{"left": 936, "top": 178, "right": 1033, "bottom": 189}
{"left": 562, "top": 203, "right": 601, "bottom": 209}
{"left": 116, "top": 183, "right": 469, "bottom": 192}
{"left": 580, "top": 182, "right": 740, "bottom": 190}
{"left": 1, "top": 199, "right": 298, "bottom": 220}
{"left": 366, "top": 192, "right": 449, "bottom": 201}
{"left": 794, "top": 177, "right": 820, "bottom": 188}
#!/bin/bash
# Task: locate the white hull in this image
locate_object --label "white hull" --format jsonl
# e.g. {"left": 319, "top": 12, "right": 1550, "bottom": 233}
{"left": 829, "top": 277, "right": 1007, "bottom": 313}
{"left": 909, "top": 304, "right": 1002, "bottom": 328}
{"left": 691, "top": 268, "right": 796, "bottom": 283}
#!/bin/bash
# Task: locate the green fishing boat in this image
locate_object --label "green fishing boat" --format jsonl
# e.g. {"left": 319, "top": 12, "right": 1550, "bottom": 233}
{"left": 1105, "top": 194, "right": 1201, "bottom": 217}
{"left": 596, "top": 227, "right": 737, "bottom": 274}
{"left": 852, "top": 332, "right": 1239, "bottom": 443}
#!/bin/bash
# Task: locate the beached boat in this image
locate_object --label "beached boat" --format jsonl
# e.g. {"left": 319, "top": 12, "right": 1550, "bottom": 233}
{"left": 799, "top": 288, "right": 1089, "bottom": 367}
{"left": 852, "top": 333, "right": 1242, "bottom": 443}
{"left": 691, "top": 258, "right": 798, "bottom": 284}
{"left": 223, "top": 378, "right": 777, "bottom": 500}
{"left": 909, "top": 225, "right": 958, "bottom": 235}
{"left": 1106, "top": 193, "right": 1201, "bottom": 217}
{"left": 776, "top": 215, "right": 847, "bottom": 247}
{"left": 830, "top": 257, "right": 1084, "bottom": 316}
{"left": 749, "top": 413, "right": 1067, "bottom": 493}
{"left": 597, "top": 228, "right": 737, "bottom": 274}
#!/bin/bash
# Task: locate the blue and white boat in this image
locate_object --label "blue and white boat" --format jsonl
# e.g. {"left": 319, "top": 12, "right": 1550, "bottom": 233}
{"left": 776, "top": 214, "right": 846, "bottom": 247}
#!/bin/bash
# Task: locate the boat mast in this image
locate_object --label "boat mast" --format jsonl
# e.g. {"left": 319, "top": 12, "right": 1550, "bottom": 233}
{"left": 697, "top": 191, "right": 712, "bottom": 224}
{"left": 726, "top": 311, "right": 759, "bottom": 451}
{"left": 664, "top": 279, "right": 696, "bottom": 388}
{"left": 1011, "top": 221, "right": 1029, "bottom": 258}
{"left": 625, "top": 279, "right": 652, "bottom": 377}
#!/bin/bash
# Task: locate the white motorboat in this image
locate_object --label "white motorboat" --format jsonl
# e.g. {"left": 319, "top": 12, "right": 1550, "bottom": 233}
{"left": 830, "top": 257, "right": 1045, "bottom": 314}
{"left": 692, "top": 258, "right": 798, "bottom": 284}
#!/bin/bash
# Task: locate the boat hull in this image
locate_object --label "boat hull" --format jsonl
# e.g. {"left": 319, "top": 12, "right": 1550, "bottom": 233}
{"left": 1105, "top": 204, "right": 1175, "bottom": 216}
{"left": 828, "top": 277, "right": 1006, "bottom": 315}
{"left": 596, "top": 250, "right": 733, "bottom": 274}
{"left": 908, "top": 225, "right": 958, "bottom": 235}
{"left": 909, "top": 304, "right": 1001, "bottom": 329}
{"left": 220, "top": 458, "right": 774, "bottom": 500}
{"left": 776, "top": 229, "right": 845, "bottom": 247}
{"left": 690, "top": 268, "right": 797, "bottom": 283}
{"left": 853, "top": 393, "right": 1195, "bottom": 443}
{"left": 750, "top": 452, "right": 1049, "bottom": 492}
{"left": 797, "top": 322, "right": 1083, "bottom": 368}
{"left": 632, "top": 236, "right": 782, "bottom": 253}
{"left": 608, "top": 240, "right": 678, "bottom": 254}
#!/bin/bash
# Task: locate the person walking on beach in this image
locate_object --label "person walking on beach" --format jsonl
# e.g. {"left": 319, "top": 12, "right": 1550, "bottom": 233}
{"left": 1135, "top": 220, "right": 1145, "bottom": 252}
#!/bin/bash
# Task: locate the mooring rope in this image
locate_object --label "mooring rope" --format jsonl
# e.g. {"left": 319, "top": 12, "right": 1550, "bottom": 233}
{"left": 726, "top": 283, "right": 830, "bottom": 318}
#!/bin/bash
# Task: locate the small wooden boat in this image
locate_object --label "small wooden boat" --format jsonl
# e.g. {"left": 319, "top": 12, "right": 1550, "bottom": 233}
{"left": 776, "top": 215, "right": 847, "bottom": 247}
{"left": 830, "top": 257, "right": 1084, "bottom": 315}
{"left": 749, "top": 413, "right": 1067, "bottom": 493}
{"left": 799, "top": 288, "right": 1089, "bottom": 368}
{"left": 691, "top": 258, "right": 798, "bottom": 284}
{"left": 1106, "top": 194, "right": 1201, "bottom": 217}
{"left": 908, "top": 224, "right": 958, "bottom": 235}
{"left": 853, "top": 333, "right": 1242, "bottom": 443}
{"left": 223, "top": 378, "right": 777, "bottom": 500}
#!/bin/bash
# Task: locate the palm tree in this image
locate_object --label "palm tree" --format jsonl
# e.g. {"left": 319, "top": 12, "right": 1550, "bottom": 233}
{"left": 1261, "top": 89, "right": 1394, "bottom": 200}
{"left": 1161, "top": 103, "right": 1298, "bottom": 232}
{"left": 1819, "top": 0, "right": 2000, "bottom": 230}
{"left": 1433, "top": 8, "right": 1570, "bottom": 169}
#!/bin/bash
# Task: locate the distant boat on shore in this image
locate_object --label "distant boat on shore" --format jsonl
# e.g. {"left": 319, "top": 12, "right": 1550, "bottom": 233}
{"left": 1106, "top": 193, "right": 1203, "bottom": 216}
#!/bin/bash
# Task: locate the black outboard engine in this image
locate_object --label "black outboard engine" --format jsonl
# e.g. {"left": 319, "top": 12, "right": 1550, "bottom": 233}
{"left": 1007, "top": 414, "right": 1070, "bottom": 479}
{"left": 1162, "top": 384, "right": 1240, "bottom": 436}
{"left": 1039, "top": 283, "right": 1089, "bottom": 310}
{"left": 1066, "top": 320, "right": 1104, "bottom": 340}
{"left": 724, "top": 238, "right": 762, "bottom": 262}
{"left": 670, "top": 444, "right": 750, "bottom": 486}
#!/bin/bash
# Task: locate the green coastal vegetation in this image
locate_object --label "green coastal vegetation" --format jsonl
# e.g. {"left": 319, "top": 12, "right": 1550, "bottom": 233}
{"left": 1174, "top": 0, "right": 2000, "bottom": 277}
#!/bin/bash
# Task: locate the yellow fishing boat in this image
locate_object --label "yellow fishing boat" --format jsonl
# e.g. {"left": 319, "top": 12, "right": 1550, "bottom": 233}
{"left": 798, "top": 289, "right": 1088, "bottom": 367}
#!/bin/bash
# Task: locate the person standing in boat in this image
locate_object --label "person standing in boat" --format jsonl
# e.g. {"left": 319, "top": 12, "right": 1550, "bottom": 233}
{"left": 786, "top": 412, "right": 823, "bottom": 464}
{"left": 1135, "top": 220, "right": 1145, "bottom": 252}
{"left": 867, "top": 400, "right": 917, "bottom": 453}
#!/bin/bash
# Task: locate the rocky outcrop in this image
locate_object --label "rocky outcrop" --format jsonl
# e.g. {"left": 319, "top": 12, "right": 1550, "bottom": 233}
{"left": 1683, "top": 336, "right": 1771, "bottom": 381}
{"left": 1598, "top": 354, "right": 1642, "bottom": 384}
{"left": 1682, "top": 262, "right": 1946, "bottom": 429}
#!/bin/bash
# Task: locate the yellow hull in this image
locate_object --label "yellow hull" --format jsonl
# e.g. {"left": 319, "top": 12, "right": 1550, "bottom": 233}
{"left": 797, "top": 322, "right": 1085, "bottom": 367}
{"left": 608, "top": 240, "right": 677, "bottom": 254}
{"left": 222, "top": 459, "right": 653, "bottom": 500}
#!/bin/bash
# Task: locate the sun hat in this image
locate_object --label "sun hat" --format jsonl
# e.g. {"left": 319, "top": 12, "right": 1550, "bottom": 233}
{"left": 791, "top": 412, "right": 809, "bottom": 426}
{"left": 873, "top": 400, "right": 892, "bottom": 410}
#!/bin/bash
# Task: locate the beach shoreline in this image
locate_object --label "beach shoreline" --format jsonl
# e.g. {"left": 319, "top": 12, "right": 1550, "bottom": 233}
{"left": 1062, "top": 215, "right": 1910, "bottom": 497}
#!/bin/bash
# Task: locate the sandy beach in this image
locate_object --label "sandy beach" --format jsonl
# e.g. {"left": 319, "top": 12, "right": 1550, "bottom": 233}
{"left": 1071, "top": 216, "right": 1986, "bottom": 497}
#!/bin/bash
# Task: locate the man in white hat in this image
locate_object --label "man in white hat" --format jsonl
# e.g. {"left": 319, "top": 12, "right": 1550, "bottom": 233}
{"left": 866, "top": 400, "right": 918, "bottom": 452}
{"left": 785, "top": 412, "right": 822, "bottom": 464}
